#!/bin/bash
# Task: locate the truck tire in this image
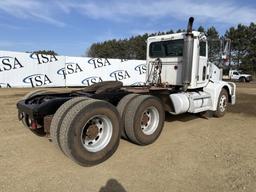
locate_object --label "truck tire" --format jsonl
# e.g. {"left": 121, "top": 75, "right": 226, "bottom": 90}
{"left": 59, "top": 99, "right": 121, "bottom": 166}
{"left": 124, "top": 95, "right": 165, "bottom": 145}
{"left": 213, "top": 89, "right": 228, "bottom": 118}
{"left": 82, "top": 81, "right": 122, "bottom": 93}
{"left": 50, "top": 97, "right": 89, "bottom": 152}
{"left": 239, "top": 77, "right": 246, "bottom": 82}
{"left": 21, "top": 89, "right": 54, "bottom": 136}
{"left": 117, "top": 94, "right": 140, "bottom": 139}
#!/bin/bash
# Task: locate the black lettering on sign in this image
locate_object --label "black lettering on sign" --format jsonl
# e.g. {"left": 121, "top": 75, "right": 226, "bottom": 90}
{"left": 88, "top": 58, "right": 111, "bottom": 69}
{"left": 57, "top": 63, "right": 83, "bottom": 79}
{"left": 0, "top": 56, "right": 24, "bottom": 72}
{"left": 57, "top": 67, "right": 66, "bottom": 79}
{"left": 66, "top": 63, "right": 83, "bottom": 74}
{"left": 109, "top": 70, "right": 130, "bottom": 81}
{"left": 81, "top": 76, "right": 103, "bottom": 86}
{"left": 23, "top": 74, "right": 52, "bottom": 87}
{"left": 134, "top": 64, "right": 147, "bottom": 75}
{"left": 30, "top": 53, "right": 58, "bottom": 64}
{"left": 0, "top": 83, "right": 12, "bottom": 88}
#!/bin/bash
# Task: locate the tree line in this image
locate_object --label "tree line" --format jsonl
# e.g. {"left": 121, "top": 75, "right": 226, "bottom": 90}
{"left": 86, "top": 23, "right": 256, "bottom": 73}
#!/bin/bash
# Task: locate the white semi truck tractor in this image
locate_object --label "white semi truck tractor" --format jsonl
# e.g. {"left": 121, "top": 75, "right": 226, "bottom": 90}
{"left": 17, "top": 17, "right": 236, "bottom": 166}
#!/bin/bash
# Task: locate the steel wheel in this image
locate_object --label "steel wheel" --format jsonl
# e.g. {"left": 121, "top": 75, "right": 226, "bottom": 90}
{"left": 58, "top": 99, "right": 121, "bottom": 166}
{"left": 213, "top": 88, "right": 229, "bottom": 117}
{"left": 81, "top": 115, "right": 113, "bottom": 153}
{"left": 140, "top": 106, "right": 160, "bottom": 135}
{"left": 219, "top": 94, "right": 227, "bottom": 113}
{"left": 124, "top": 95, "right": 165, "bottom": 145}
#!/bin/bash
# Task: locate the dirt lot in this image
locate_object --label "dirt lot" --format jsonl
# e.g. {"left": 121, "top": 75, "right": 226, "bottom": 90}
{"left": 0, "top": 83, "right": 256, "bottom": 192}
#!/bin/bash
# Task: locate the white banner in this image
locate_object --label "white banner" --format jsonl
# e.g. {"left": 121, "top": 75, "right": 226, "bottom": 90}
{"left": 0, "top": 51, "right": 65, "bottom": 88}
{"left": 0, "top": 50, "right": 147, "bottom": 88}
{"left": 65, "top": 57, "right": 147, "bottom": 87}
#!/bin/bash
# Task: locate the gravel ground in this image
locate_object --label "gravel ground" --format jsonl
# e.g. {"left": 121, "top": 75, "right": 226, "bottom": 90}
{"left": 0, "top": 83, "right": 255, "bottom": 192}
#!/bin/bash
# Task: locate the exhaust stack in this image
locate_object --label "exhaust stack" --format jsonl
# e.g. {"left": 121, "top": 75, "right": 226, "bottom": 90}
{"left": 182, "top": 17, "right": 194, "bottom": 91}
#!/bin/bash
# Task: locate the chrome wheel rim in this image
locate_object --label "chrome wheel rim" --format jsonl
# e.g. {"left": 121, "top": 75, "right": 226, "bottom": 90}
{"left": 219, "top": 95, "right": 227, "bottom": 112}
{"left": 81, "top": 115, "right": 113, "bottom": 152}
{"left": 140, "top": 106, "right": 160, "bottom": 135}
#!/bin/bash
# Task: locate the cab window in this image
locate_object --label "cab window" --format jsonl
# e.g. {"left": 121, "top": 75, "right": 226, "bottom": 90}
{"left": 150, "top": 39, "right": 184, "bottom": 58}
{"left": 200, "top": 41, "right": 206, "bottom": 57}
{"left": 149, "top": 42, "right": 164, "bottom": 57}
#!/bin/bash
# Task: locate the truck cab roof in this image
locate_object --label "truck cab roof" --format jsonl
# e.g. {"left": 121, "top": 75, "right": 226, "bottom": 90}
{"left": 147, "top": 31, "right": 203, "bottom": 42}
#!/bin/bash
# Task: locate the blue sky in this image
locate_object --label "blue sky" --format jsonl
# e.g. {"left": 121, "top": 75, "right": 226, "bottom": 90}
{"left": 0, "top": 0, "right": 255, "bottom": 56}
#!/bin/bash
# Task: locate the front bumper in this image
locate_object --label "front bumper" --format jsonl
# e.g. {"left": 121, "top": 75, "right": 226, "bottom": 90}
{"left": 228, "top": 82, "right": 236, "bottom": 105}
{"left": 231, "top": 95, "right": 236, "bottom": 105}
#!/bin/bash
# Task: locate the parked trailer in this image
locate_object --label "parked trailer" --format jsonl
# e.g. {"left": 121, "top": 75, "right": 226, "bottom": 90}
{"left": 17, "top": 17, "right": 236, "bottom": 166}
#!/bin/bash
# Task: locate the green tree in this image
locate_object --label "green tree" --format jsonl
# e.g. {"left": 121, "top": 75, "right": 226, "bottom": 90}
{"left": 225, "top": 24, "right": 248, "bottom": 66}
{"left": 247, "top": 23, "right": 256, "bottom": 73}
{"left": 197, "top": 26, "right": 205, "bottom": 32}
{"left": 176, "top": 29, "right": 185, "bottom": 33}
{"left": 225, "top": 23, "right": 256, "bottom": 73}
{"left": 32, "top": 50, "right": 58, "bottom": 55}
{"left": 206, "top": 27, "right": 220, "bottom": 63}
{"left": 87, "top": 34, "right": 148, "bottom": 60}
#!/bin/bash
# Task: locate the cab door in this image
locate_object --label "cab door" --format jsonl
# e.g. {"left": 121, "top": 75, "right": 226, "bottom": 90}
{"left": 197, "top": 41, "right": 209, "bottom": 85}
{"left": 231, "top": 71, "right": 240, "bottom": 80}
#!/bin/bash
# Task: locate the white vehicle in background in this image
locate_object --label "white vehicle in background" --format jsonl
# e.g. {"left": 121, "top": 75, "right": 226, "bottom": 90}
{"left": 229, "top": 70, "right": 253, "bottom": 82}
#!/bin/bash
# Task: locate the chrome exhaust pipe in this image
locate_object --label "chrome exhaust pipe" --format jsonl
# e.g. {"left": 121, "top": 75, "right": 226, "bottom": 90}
{"left": 182, "top": 17, "right": 195, "bottom": 91}
{"left": 187, "top": 17, "right": 194, "bottom": 33}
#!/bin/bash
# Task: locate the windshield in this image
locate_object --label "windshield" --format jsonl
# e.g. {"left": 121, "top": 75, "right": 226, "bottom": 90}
{"left": 149, "top": 39, "right": 184, "bottom": 58}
